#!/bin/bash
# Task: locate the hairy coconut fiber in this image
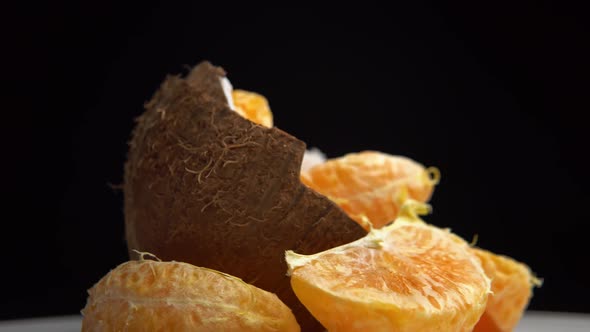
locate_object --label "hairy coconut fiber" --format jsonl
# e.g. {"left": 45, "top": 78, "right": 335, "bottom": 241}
{"left": 124, "top": 61, "right": 366, "bottom": 331}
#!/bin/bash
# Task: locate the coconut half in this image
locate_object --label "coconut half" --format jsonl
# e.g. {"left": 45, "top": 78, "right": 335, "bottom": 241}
{"left": 124, "top": 61, "right": 365, "bottom": 331}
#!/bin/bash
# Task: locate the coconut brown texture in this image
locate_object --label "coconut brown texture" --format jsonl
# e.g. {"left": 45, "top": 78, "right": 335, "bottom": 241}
{"left": 124, "top": 62, "right": 366, "bottom": 331}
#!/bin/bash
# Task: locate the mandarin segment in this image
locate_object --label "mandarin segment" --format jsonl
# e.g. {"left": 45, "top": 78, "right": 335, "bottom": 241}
{"left": 82, "top": 259, "right": 300, "bottom": 332}
{"left": 232, "top": 89, "right": 273, "bottom": 127}
{"left": 301, "top": 151, "right": 439, "bottom": 229}
{"left": 472, "top": 248, "right": 540, "bottom": 332}
{"left": 285, "top": 202, "right": 490, "bottom": 332}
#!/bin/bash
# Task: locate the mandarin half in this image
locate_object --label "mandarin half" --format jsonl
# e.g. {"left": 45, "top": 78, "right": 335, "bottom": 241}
{"left": 472, "top": 248, "right": 540, "bottom": 332}
{"left": 82, "top": 258, "right": 300, "bottom": 332}
{"left": 286, "top": 202, "right": 491, "bottom": 332}
{"left": 301, "top": 151, "right": 439, "bottom": 229}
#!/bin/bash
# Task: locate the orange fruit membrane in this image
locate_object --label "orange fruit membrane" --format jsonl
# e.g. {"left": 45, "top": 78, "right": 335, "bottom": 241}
{"left": 82, "top": 256, "right": 300, "bottom": 332}
{"left": 232, "top": 89, "right": 273, "bottom": 128}
{"left": 285, "top": 201, "right": 491, "bottom": 332}
{"left": 300, "top": 151, "right": 440, "bottom": 230}
{"left": 472, "top": 248, "right": 541, "bottom": 332}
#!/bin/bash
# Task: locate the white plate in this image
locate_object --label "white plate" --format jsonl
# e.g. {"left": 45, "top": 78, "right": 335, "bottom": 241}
{"left": 517, "top": 311, "right": 590, "bottom": 331}
{"left": 0, "top": 311, "right": 588, "bottom": 331}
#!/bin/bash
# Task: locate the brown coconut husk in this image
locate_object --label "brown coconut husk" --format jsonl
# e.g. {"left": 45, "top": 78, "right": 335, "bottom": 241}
{"left": 124, "top": 61, "right": 366, "bottom": 331}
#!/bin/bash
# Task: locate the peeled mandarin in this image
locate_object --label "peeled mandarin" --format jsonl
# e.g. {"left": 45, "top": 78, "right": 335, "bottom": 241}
{"left": 232, "top": 89, "right": 273, "bottom": 128}
{"left": 473, "top": 248, "right": 541, "bottom": 332}
{"left": 82, "top": 258, "right": 300, "bottom": 332}
{"left": 301, "top": 151, "right": 439, "bottom": 230}
{"left": 286, "top": 201, "right": 490, "bottom": 332}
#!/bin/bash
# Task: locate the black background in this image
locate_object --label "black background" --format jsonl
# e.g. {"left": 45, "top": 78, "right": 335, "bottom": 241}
{"left": 4, "top": 2, "right": 589, "bottom": 320}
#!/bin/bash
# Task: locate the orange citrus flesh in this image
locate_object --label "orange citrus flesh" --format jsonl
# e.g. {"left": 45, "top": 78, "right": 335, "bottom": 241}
{"left": 232, "top": 89, "right": 273, "bottom": 128}
{"left": 303, "top": 150, "right": 540, "bottom": 331}
{"left": 286, "top": 201, "right": 490, "bottom": 332}
{"left": 82, "top": 256, "right": 300, "bottom": 332}
{"left": 300, "top": 151, "right": 439, "bottom": 230}
{"left": 472, "top": 248, "right": 541, "bottom": 332}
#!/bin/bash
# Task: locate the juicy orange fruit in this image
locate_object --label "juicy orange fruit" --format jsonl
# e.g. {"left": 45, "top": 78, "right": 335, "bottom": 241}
{"left": 472, "top": 248, "right": 540, "bottom": 332}
{"left": 82, "top": 256, "right": 300, "bottom": 332}
{"left": 304, "top": 151, "right": 539, "bottom": 331}
{"left": 301, "top": 151, "right": 439, "bottom": 229}
{"left": 286, "top": 201, "right": 490, "bottom": 332}
{"left": 232, "top": 89, "right": 273, "bottom": 128}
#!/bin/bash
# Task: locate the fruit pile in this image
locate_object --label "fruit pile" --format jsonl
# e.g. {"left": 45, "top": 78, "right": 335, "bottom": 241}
{"left": 82, "top": 62, "right": 540, "bottom": 331}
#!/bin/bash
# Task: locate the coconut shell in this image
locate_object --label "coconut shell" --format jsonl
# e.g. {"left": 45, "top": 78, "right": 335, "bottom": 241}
{"left": 124, "top": 61, "right": 366, "bottom": 331}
